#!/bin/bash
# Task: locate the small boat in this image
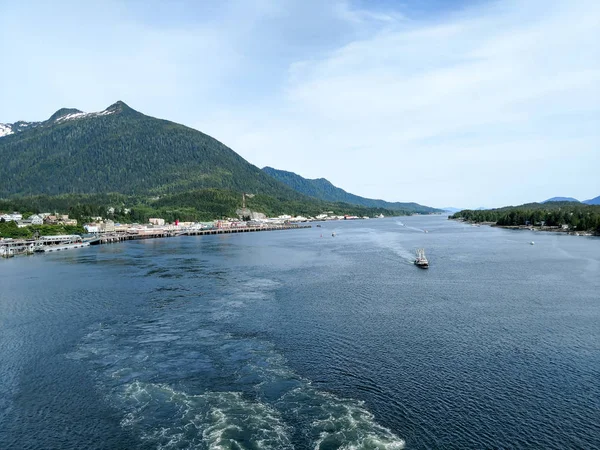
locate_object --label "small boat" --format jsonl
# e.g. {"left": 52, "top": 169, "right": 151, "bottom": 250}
{"left": 530, "top": 241, "right": 535, "bottom": 245}
{"left": 414, "top": 248, "right": 429, "bottom": 269}
{"left": 332, "top": 232, "right": 336, "bottom": 237}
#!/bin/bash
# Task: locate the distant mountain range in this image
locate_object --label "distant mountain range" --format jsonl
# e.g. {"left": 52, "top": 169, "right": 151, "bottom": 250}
{"left": 262, "top": 167, "right": 441, "bottom": 214}
{"left": 585, "top": 196, "right": 600, "bottom": 205}
{"left": 441, "top": 207, "right": 462, "bottom": 213}
{"left": 542, "top": 197, "right": 580, "bottom": 203}
{"left": 0, "top": 101, "right": 438, "bottom": 218}
{"left": 543, "top": 196, "right": 600, "bottom": 205}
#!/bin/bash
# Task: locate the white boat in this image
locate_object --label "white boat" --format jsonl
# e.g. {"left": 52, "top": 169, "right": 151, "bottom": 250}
{"left": 530, "top": 241, "right": 535, "bottom": 245}
{"left": 414, "top": 248, "right": 429, "bottom": 268}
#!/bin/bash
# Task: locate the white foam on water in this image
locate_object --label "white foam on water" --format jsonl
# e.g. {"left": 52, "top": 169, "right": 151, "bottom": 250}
{"left": 361, "top": 230, "right": 416, "bottom": 263}
{"left": 232, "top": 340, "right": 405, "bottom": 449}
{"left": 405, "top": 226, "right": 426, "bottom": 233}
{"left": 207, "top": 277, "right": 281, "bottom": 322}
{"left": 280, "top": 388, "right": 405, "bottom": 450}
{"left": 228, "top": 278, "right": 281, "bottom": 302}
{"left": 119, "top": 381, "right": 293, "bottom": 450}
{"left": 69, "top": 272, "right": 406, "bottom": 449}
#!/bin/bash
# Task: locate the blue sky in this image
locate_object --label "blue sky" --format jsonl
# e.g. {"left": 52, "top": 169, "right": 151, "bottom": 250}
{"left": 1, "top": 0, "right": 598, "bottom": 208}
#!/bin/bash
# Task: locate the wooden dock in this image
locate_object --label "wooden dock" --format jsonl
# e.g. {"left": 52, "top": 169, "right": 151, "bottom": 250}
{"left": 184, "top": 224, "right": 311, "bottom": 236}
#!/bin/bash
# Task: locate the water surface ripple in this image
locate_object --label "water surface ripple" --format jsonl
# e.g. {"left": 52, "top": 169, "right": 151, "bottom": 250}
{"left": 1, "top": 216, "right": 599, "bottom": 449}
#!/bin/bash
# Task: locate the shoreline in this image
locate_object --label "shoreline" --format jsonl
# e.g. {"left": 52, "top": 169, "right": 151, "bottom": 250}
{"left": 451, "top": 218, "right": 597, "bottom": 236}
{"left": 1, "top": 224, "right": 311, "bottom": 258}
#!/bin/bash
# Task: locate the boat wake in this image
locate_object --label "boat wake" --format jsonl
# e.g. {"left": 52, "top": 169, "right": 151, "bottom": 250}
{"left": 395, "top": 220, "right": 426, "bottom": 233}
{"left": 120, "top": 382, "right": 293, "bottom": 449}
{"left": 364, "top": 230, "right": 416, "bottom": 264}
{"left": 68, "top": 273, "right": 405, "bottom": 449}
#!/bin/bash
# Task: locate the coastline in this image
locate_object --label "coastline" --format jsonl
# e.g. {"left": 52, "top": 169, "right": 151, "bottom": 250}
{"left": 1, "top": 224, "right": 312, "bottom": 258}
{"left": 451, "top": 218, "right": 597, "bottom": 236}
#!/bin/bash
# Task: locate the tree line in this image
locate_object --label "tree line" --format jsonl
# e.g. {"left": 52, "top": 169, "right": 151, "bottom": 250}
{"left": 0, "top": 188, "right": 400, "bottom": 229}
{"left": 451, "top": 202, "right": 600, "bottom": 232}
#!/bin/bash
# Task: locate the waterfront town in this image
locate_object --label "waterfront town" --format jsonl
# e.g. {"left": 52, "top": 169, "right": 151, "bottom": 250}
{"left": 0, "top": 210, "right": 379, "bottom": 257}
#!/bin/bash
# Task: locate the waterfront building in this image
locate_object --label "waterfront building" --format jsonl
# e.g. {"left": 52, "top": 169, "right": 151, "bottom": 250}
{"left": 102, "top": 220, "right": 115, "bottom": 232}
{"left": 149, "top": 218, "right": 165, "bottom": 226}
{"left": 84, "top": 224, "right": 101, "bottom": 233}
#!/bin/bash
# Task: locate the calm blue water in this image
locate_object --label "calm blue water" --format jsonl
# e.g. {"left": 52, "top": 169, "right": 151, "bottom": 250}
{"left": 1, "top": 216, "right": 599, "bottom": 449}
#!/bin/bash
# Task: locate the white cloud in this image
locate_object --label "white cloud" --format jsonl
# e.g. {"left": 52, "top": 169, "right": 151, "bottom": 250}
{"left": 1, "top": 0, "right": 598, "bottom": 208}
{"left": 200, "top": 0, "right": 599, "bottom": 208}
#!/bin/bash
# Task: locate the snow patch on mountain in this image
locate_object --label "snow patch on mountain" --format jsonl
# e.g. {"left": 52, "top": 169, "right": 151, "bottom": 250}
{"left": 95, "top": 109, "right": 116, "bottom": 116}
{"left": 2, "top": 102, "right": 125, "bottom": 139}
{"left": 0, "top": 124, "right": 13, "bottom": 137}
{"left": 54, "top": 109, "right": 116, "bottom": 122}
{"left": 55, "top": 112, "right": 88, "bottom": 122}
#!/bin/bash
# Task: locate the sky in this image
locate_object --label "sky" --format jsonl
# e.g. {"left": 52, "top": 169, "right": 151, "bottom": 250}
{"left": 0, "top": 0, "right": 598, "bottom": 209}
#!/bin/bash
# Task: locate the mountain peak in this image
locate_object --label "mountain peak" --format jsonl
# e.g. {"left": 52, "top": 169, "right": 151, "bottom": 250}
{"left": 48, "top": 108, "right": 84, "bottom": 122}
{"left": 104, "top": 100, "right": 134, "bottom": 114}
{"left": 542, "top": 197, "right": 580, "bottom": 203}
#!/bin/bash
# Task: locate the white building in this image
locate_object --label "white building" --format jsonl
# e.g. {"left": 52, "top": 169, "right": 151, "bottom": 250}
{"left": 103, "top": 220, "right": 115, "bottom": 232}
{"left": 0, "top": 212, "right": 22, "bottom": 222}
{"left": 84, "top": 224, "right": 100, "bottom": 233}
{"left": 29, "top": 214, "right": 44, "bottom": 225}
{"left": 149, "top": 218, "right": 165, "bottom": 226}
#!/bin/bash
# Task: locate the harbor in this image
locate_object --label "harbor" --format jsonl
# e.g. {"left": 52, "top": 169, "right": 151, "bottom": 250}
{"left": 1, "top": 224, "right": 311, "bottom": 257}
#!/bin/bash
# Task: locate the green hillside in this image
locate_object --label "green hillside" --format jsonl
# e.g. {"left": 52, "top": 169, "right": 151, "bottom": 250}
{"left": 262, "top": 167, "right": 440, "bottom": 214}
{"left": 0, "top": 191, "right": 398, "bottom": 226}
{"left": 0, "top": 101, "right": 426, "bottom": 220}
{"left": 0, "top": 101, "right": 301, "bottom": 198}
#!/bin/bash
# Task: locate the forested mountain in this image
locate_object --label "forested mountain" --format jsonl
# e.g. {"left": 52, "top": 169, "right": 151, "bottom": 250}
{"left": 542, "top": 197, "right": 580, "bottom": 203}
{"left": 0, "top": 101, "right": 303, "bottom": 198}
{"left": 540, "top": 196, "right": 600, "bottom": 205}
{"left": 262, "top": 167, "right": 440, "bottom": 214}
{"left": 1, "top": 102, "right": 413, "bottom": 219}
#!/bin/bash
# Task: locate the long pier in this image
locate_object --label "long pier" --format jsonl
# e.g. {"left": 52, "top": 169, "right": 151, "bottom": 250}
{"left": 88, "top": 224, "right": 311, "bottom": 245}
{"left": 1, "top": 224, "right": 312, "bottom": 257}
